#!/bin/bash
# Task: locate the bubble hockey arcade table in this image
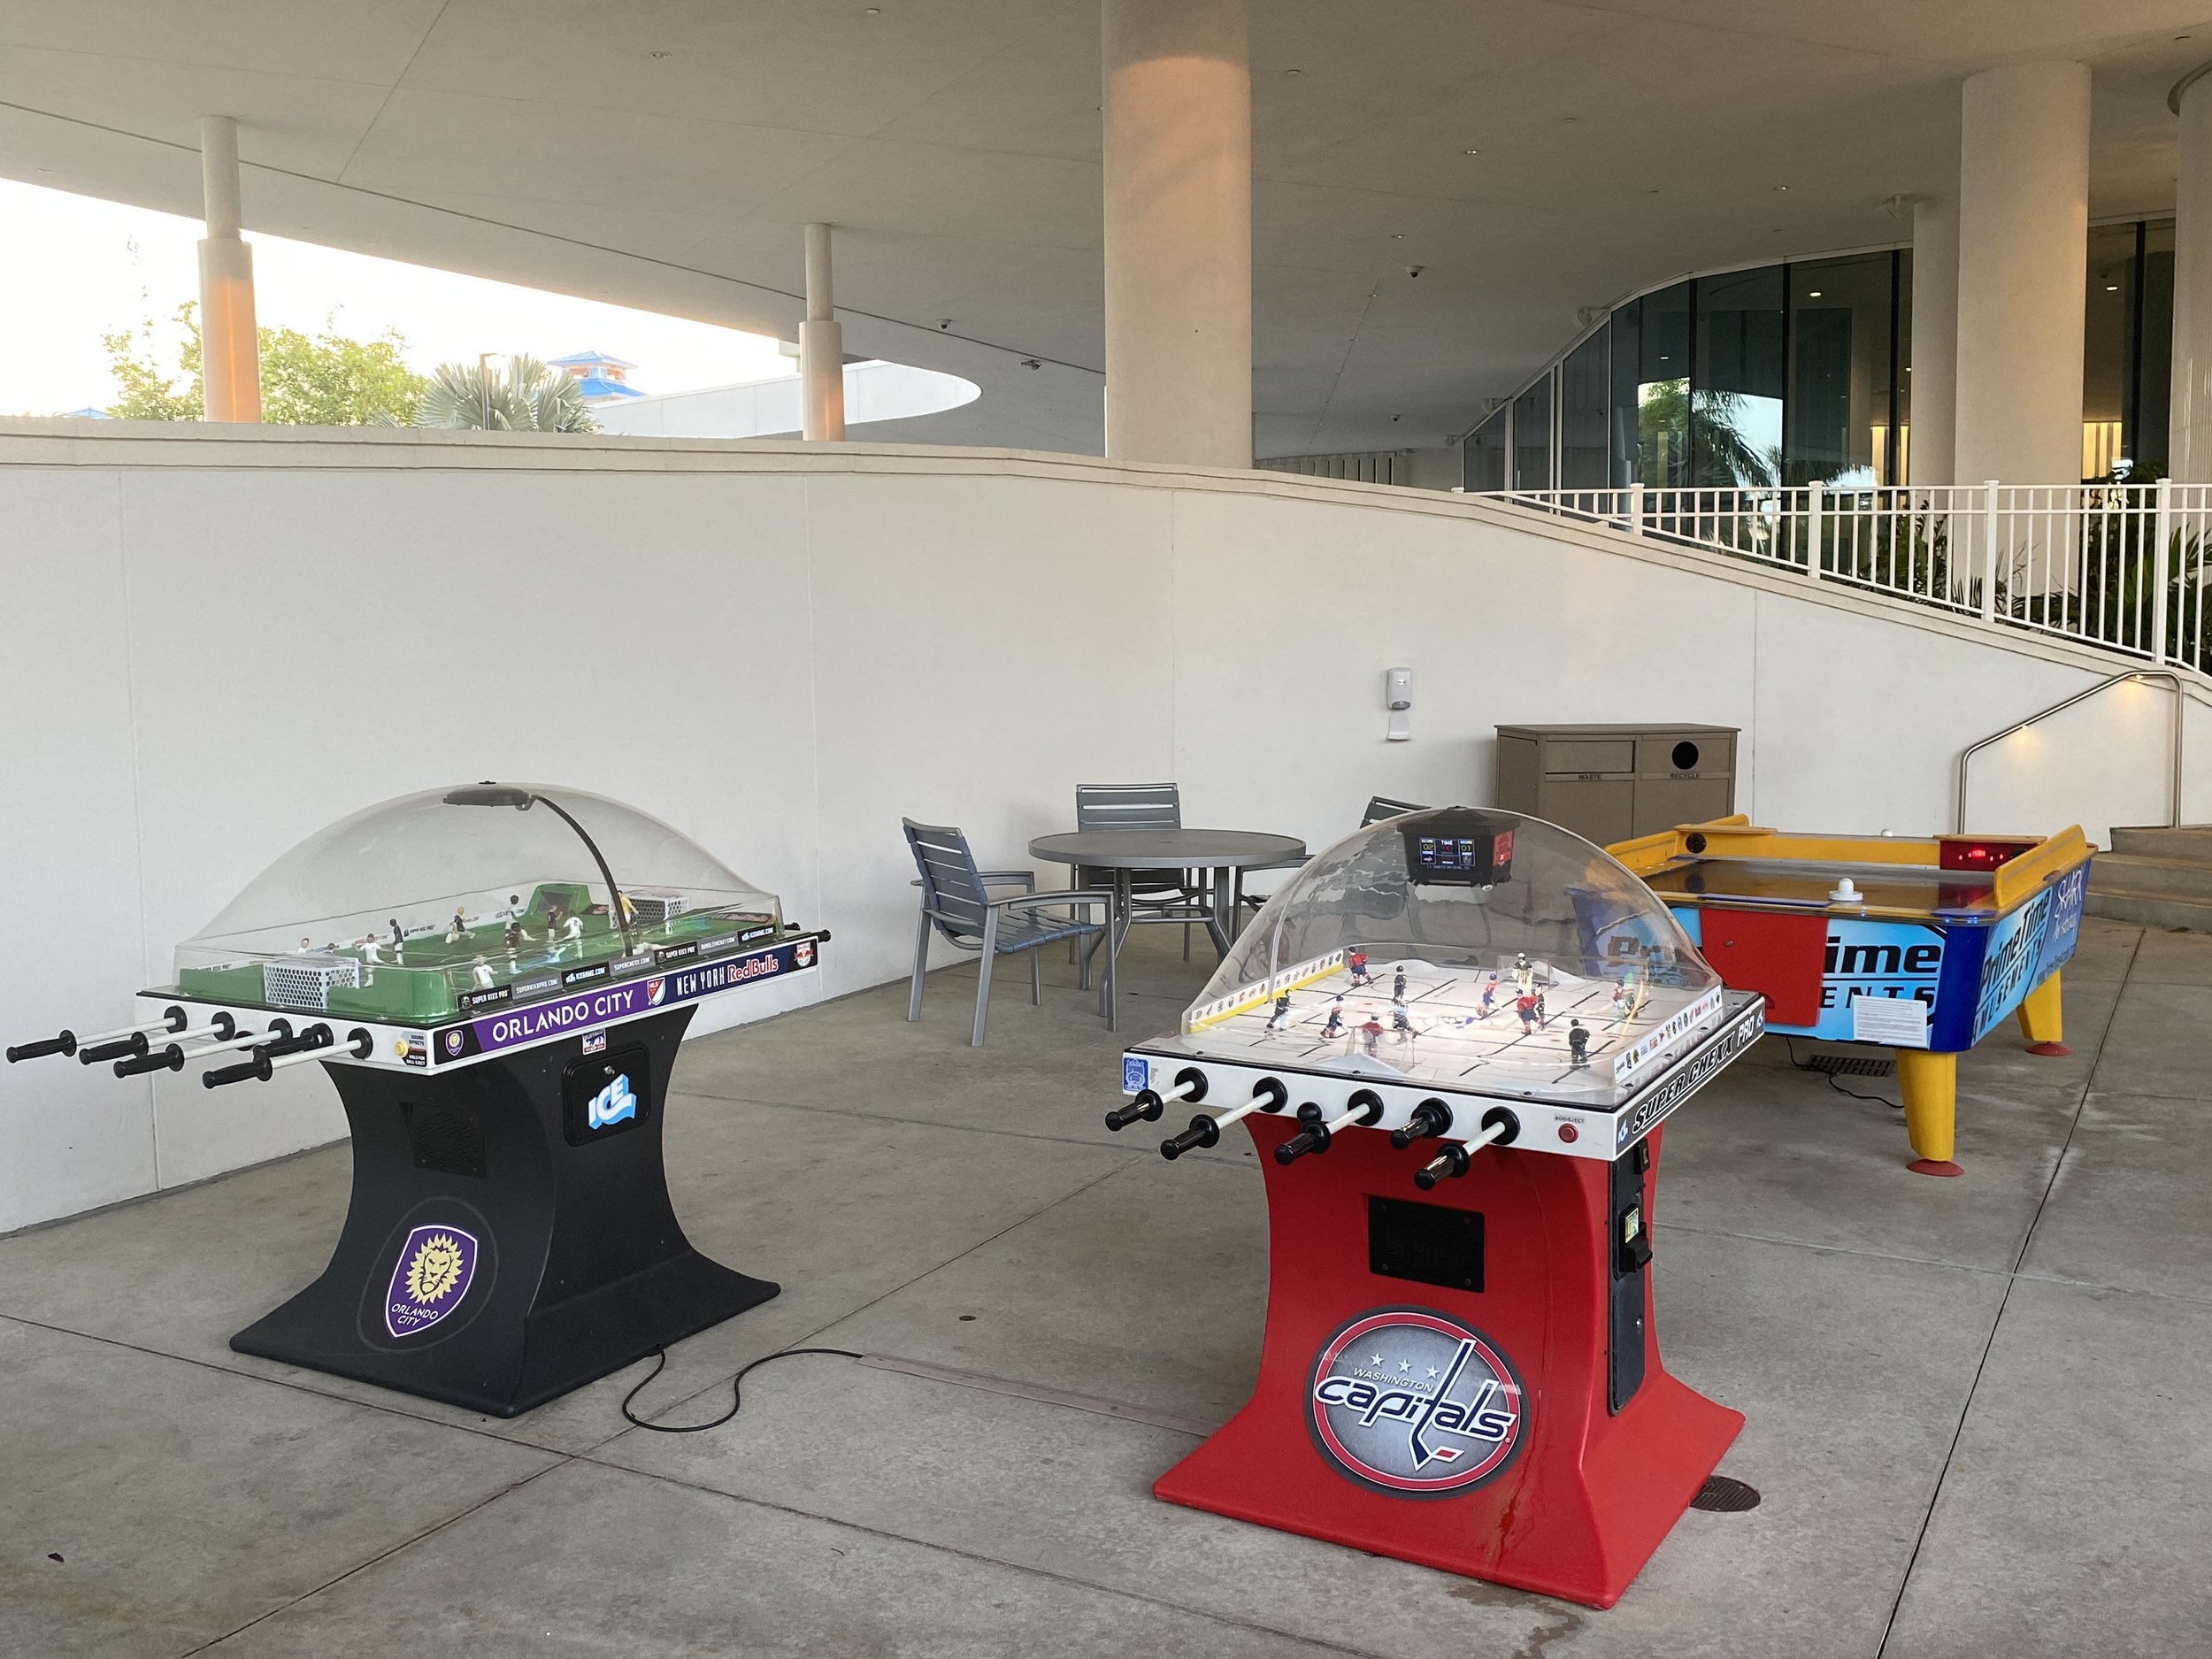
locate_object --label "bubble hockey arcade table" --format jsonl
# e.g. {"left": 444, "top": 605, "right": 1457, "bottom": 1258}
{"left": 7, "top": 784, "right": 826, "bottom": 1417}
{"left": 1110, "top": 809, "right": 1765, "bottom": 1609}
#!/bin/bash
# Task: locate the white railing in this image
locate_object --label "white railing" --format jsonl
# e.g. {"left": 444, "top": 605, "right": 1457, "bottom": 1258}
{"left": 1475, "top": 480, "right": 2212, "bottom": 674}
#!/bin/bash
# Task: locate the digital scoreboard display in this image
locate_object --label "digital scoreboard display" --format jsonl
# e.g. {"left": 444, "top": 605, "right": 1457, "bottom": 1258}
{"left": 1399, "top": 810, "right": 1516, "bottom": 887}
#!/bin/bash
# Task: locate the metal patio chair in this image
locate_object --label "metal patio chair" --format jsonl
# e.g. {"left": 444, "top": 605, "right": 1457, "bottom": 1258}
{"left": 1073, "top": 782, "right": 1213, "bottom": 957}
{"left": 1362, "top": 795, "right": 1429, "bottom": 826}
{"left": 904, "top": 818, "right": 1115, "bottom": 1046}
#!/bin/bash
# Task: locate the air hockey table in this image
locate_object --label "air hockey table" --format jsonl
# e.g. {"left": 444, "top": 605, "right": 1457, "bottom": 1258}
{"left": 1608, "top": 817, "right": 2093, "bottom": 1176}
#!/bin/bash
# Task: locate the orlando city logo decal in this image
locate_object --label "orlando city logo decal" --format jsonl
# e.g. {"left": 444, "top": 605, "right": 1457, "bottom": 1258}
{"left": 1307, "top": 1309, "right": 1525, "bottom": 1494}
{"left": 384, "top": 1225, "right": 480, "bottom": 1338}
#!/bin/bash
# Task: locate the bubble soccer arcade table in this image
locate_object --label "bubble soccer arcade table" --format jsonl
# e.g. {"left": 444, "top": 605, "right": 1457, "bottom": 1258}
{"left": 7, "top": 784, "right": 826, "bottom": 1417}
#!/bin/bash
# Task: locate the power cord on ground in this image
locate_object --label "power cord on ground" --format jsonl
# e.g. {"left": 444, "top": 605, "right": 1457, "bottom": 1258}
{"left": 620, "top": 1346, "right": 863, "bottom": 1433}
{"left": 1784, "top": 1037, "right": 1903, "bottom": 1110}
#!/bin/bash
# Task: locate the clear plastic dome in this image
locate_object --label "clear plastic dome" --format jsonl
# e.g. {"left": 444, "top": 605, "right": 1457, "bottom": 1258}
{"left": 1171, "top": 808, "right": 1724, "bottom": 1107}
{"left": 172, "top": 783, "right": 783, "bottom": 1025}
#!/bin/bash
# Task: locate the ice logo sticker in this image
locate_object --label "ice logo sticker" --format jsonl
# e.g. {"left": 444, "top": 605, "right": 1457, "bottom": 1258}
{"left": 1308, "top": 1310, "right": 1525, "bottom": 1494}
{"left": 384, "top": 1225, "right": 479, "bottom": 1338}
{"left": 1122, "top": 1056, "right": 1150, "bottom": 1094}
{"left": 585, "top": 1071, "right": 638, "bottom": 1131}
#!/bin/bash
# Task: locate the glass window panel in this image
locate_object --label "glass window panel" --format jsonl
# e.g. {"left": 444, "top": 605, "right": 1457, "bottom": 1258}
{"left": 2132, "top": 220, "right": 2174, "bottom": 480}
{"left": 1894, "top": 248, "right": 1913, "bottom": 483}
{"left": 1465, "top": 410, "right": 1507, "bottom": 491}
{"left": 2084, "top": 223, "right": 2135, "bottom": 480}
{"left": 1511, "top": 373, "right": 1553, "bottom": 490}
{"left": 1610, "top": 298, "right": 1641, "bottom": 486}
{"left": 1785, "top": 252, "right": 1894, "bottom": 487}
{"left": 1637, "top": 280, "right": 1692, "bottom": 486}
{"left": 1559, "top": 325, "right": 1609, "bottom": 488}
{"left": 1692, "top": 265, "right": 1784, "bottom": 486}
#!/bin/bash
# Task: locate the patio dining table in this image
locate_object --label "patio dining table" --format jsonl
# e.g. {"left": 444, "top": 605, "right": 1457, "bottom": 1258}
{"left": 1026, "top": 827, "right": 1308, "bottom": 963}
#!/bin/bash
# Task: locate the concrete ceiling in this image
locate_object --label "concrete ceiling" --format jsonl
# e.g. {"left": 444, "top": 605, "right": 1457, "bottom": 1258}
{"left": 0, "top": 2, "right": 2206, "bottom": 457}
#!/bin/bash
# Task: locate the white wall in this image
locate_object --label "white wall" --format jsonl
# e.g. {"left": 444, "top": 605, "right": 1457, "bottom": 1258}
{"left": 594, "top": 360, "right": 980, "bottom": 440}
{"left": 2, "top": 425, "right": 2205, "bottom": 1233}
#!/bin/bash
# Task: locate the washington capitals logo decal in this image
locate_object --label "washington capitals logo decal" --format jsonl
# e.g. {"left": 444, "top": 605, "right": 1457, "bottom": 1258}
{"left": 1307, "top": 1309, "right": 1525, "bottom": 1494}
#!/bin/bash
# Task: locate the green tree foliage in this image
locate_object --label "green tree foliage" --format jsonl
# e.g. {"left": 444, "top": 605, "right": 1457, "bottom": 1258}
{"left": 407, "top": 355, "right": 597, "bottom": 432}
{"left": 100, "top": 303, "right": 429, "bottom": 426}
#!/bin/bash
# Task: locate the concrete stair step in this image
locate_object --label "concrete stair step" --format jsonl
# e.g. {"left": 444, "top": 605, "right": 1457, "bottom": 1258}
{"left": 2108, "top": 824, "right": 2212, "bottom": 862}
{"left": 2085, "top": 888, "right": 2212, "bottom": 933}
{"left": 2088, "top": 853, "right": 2212, "bottom": 904}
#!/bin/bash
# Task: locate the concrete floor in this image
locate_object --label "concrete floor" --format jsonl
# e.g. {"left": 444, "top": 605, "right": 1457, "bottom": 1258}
{"left": 4, "top": 917, "right": 2209, "bottom": 1657}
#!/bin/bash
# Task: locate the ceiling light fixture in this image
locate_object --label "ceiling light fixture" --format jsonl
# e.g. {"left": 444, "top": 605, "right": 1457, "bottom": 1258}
{"left": 1808, "top": 290, "right": 1822, "bottom": 298}
{"left": 1774, "top": 185, "right": 1790, "bottom": 192}
{"left": 1464, "top": 149, "right": 1480, "bottom": 155}
{"left": 2106, "top": 283, "right": 2121, "bottom": 291}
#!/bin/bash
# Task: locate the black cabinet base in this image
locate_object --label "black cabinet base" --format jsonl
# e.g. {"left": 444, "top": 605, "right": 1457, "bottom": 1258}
{"left": 229, "top": 1007, "right": 779, "bottom": 1417}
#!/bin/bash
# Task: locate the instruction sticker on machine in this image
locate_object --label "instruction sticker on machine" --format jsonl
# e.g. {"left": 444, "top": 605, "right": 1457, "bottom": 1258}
{"left": 1850, "top": 992, "right": 1930, "bottom": 1048}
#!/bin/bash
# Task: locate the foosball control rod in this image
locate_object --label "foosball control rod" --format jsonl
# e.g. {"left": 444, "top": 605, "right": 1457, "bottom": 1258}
{"left": 203, "top": 1025, "right": 358, "bottom": 1087}
{"left": 1106, "top": 1067, "right": 1207, "bottom": 1131}
{"left": 1161, "top": 1077, "right": 1289, "bottom": 1159}
{"left": 173, "top": 1019, "right": 291, "bottom": 1064}
{"left": 74, "top": 1008, "right": 192, "bottom": 1060}
{"left": 89, "top": 1012, "right": 238, "bottom": 1067}
{"left": 114, "top": 1014, "right": 250, "bottom": 1078}
{"left": 10, "top": 1007, "right": 187, "bottom": 1064}
{"left": 1413, "top": 1107, "right": 1522, "bottom": 1190}
{"left": 1275, "top": 1090, "right": 1386, "bottom": 1165}
{"left": 1389, "top": 1097, "right": 1455, "bottom": 1148}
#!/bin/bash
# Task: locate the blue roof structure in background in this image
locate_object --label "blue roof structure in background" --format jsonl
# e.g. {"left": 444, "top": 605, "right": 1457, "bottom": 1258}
{"left": 549, "top": 349, "right": 645, "bottom": 403}
{"left": 570, "top": 375, "right": 645, "bottom": 401}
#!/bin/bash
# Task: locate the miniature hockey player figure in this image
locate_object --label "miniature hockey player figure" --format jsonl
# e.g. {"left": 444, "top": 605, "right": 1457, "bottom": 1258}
{"left": 1359, "top": 1017, "right": 1385, "bottom": 1056}
{"left": 1516, "top": 991, "right": 1541, "bottom": 1034}
{"left": 1478, "top": 975, "right": 1499, "bottom": 1018}
{"left": 1391, "top": 1003, "right": 1417, "bottom": 1042}
{"left": 1347, "top": 949, "right": 1372, "bottom": 987}
{"left": 1610, "top": 969, "right": 1644, "bottom": 1033}
{"left": 472, "top": 956, "right": 495, "bottom": 988}
{"left": 1321, "top": 995, "right": 1348, "bottom": 1040}
{"left": 1513, "top": 951, "right": 1536, "bottom": 994}
{"left": 1568, "top": 1019, "right": 1591, "bottom": 1068}
{"left": 1264, "top": 994, "right": 1294, "bottom": 1033}
{"left": 1391, "top": 966, "right": 1409, "bottom": 1005}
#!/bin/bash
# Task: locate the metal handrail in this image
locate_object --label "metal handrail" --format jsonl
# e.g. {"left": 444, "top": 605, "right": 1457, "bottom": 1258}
{"left": 1954, "top": 670, "right": 2188, "bottom": 833}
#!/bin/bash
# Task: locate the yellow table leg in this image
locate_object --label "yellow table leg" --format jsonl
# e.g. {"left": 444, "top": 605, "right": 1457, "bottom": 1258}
{"left": 1895, "top": 1048, "right": 1962, "bottom": 1177}
{"left": 2016, "top": 971, "right": 2069, "bottom": 1056}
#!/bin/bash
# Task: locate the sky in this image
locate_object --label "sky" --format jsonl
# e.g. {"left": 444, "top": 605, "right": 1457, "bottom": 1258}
{"left": 0, "top": 178, "right": 791, "bottom": 415}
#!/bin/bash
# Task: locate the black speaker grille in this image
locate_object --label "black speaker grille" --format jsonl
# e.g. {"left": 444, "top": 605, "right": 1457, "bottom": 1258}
{"left": 405, "top": 1102, "right": 487, "bottom": 1179}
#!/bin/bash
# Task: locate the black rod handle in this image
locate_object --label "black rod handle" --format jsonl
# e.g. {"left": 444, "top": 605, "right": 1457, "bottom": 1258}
{"left": 1161, "top": 1115, "right": 1219, "bottom": 1160}
{"left": 79, "top": 1035, "right": 148, "bottom": 1065}
{"left": 115, "top": 1045, "right": 186, "bottom": 1079}
{"left": 7, "top": 1032, "right": 77, "bottom": 1063}
{"left": 1391, "top": 1098, "right": 1455, "bottom": 1149}
{"left": 1107, "top": 1088, "right": 1164, "bottom": 1131}
{"left": 204, "top": 1054, "right": 272, "bottom": 1088}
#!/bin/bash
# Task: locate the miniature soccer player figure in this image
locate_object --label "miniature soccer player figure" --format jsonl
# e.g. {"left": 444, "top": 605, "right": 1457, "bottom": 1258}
{"left": 472, "top": 956, "right": 495, "bottom": 988}
{"left": 388, "top": 918, "right": 405, "bottom": 955}
{"left": 564, "top": 914, "right": 586, "bottom": 943}
{"left": 1391, "top": 966, "right": 1409, "bottom": 1005}
{"left": 1265, "top": 994, "right": 1293, "bottom": 1033}
{"left": 508, "top": 895, "right": 523, "bottom": 920}
{"left": 1516, "top": 991, "right": 1541, "bottom": 1033}
{"left": 1568, "top": 1019, "right": 1591, "bottom": 1068}
{"left": 1478, "top": 975, "right": 1499, "bottom": 1018}
{"left": 504, "top": 918, "right": 526, "bottom": 951}
{"left": 1321, "top": 995, "right": 1348, "bottom": 1040}
{"left": 1360, "top": 1017, "right": 1385, "bottom": 1056}
{"left": 359, "top": 935, "right": 385, "bottom": 965}
{"left": 1347, "top": 949, "right": 1372, "bottom": 987}
{"left": 1392, "top": 1004, "right": 1417, "bottom": 1042}
{"left": 295, "top": 935, "right": 313, "bottom": 954}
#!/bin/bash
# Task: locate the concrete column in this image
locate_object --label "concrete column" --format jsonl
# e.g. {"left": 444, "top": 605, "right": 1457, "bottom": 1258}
{"left": 1101, "top": 0, "right": 1251, "bottom": 469}
{"left": 196, "top": 116, "right": 260, "bottom": 424}
{"left": 800, "top": 222, "right": 845, "bottom": 442}
{"left": 2170, "top": 65, "right": 2212, "bottom": 483}
{"left": 1953, "top": 63, "right": 2090, "bottom": 486}
{"left": 1909, "top": 195, "right": 1959, "bottom": 486}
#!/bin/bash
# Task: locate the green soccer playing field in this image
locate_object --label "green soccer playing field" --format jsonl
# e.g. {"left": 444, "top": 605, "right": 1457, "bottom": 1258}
{"left": 177, "top": 882, "right": 776, "bottom": 1025}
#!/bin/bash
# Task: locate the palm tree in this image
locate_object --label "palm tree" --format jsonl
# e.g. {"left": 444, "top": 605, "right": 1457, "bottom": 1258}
{"left": 405, "top": 355, "right": 597, "bottom": 432}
